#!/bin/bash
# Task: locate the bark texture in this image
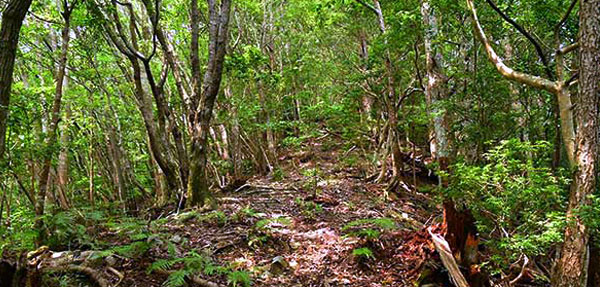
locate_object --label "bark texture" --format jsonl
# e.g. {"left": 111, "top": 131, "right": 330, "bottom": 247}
{"left": 553, "top": 0, "right": 600, "bottom": 285}
{"left": 421, "top": 0, "right": 450, "bottom": 169}
{"left": 0, "top": 0, "right": 33, "bottom": 159}
{"left": 35, "top": 3, "right": 75, "bottom": 244}
{"left": 188, "top": 0, "right": 233, "bottom": 207}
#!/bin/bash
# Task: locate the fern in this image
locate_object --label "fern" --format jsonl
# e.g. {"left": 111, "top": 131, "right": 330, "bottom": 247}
{"left": 167, "top": 242, "right": 177, "bottom": 257}
{"left": 163, "top": 270, "right": 188, "bottom": 287}
{"left": 204, "top": 262, "right": 229, "bottom": 276}
{"left": 111, "top": 241, "right": 152, "bottom": 258}
{"left": 148, "top": 259, "right": 177, "bottom": 274}
{"left": 352, "top": 247, "right": 374, "bottom": 259}
{"left": 151, "top": 250, "right": 252, "bottom": 287}
{"left": 227, "top": 270, "right": 252, "bottom": 287}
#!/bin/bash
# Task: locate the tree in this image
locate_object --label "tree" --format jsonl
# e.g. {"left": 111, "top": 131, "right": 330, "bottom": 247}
{"left": 34, "top": 0, "right": 78, "bottom": 245}
{"left": 466, "top": 0, "right": 599, "bottom": 284}
{"left": 0, "top": 0, "right": 33, "bottom": 160}
{"left": 553, "top": 0, "right": 599, "bottom": 285}
{"left": 187, "top": 0, "right": 233, "bottom": 207}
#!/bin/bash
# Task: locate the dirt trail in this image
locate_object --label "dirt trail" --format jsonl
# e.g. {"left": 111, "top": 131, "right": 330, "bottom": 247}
{"left": 116, "top": 142, "right": 441, "bottom": 286}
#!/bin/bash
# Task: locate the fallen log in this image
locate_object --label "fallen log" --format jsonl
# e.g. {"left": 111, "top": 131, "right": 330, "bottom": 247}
{"left": 5, "top": 246, "right": 116, "bottom": 287}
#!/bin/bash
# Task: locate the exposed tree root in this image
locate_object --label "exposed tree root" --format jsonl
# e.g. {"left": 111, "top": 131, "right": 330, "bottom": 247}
{"left": 4, "top": 247, "right": 117, "bottom": 287}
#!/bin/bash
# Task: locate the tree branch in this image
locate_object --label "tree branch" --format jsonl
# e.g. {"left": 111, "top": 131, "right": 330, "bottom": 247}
{"left": 484, "top": 0, "right": 552, "bottom": 79}
{"left": 354, "top": 0, "right": 378, "bottom": 15}
{"left": 466, "top": 0, "right": 558, "bottom": 94}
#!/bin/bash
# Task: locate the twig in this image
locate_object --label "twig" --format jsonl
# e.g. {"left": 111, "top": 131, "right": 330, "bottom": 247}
{"left": 509, "top": 255, "right": 529, "bottom": 286}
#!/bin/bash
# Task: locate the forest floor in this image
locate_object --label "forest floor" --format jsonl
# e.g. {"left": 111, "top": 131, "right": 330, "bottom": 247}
{"left": 43, "top": 140, "right": 445, "bottom": 287}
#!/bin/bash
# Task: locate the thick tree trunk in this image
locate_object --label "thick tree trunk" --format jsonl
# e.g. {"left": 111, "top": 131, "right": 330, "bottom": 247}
{"left": 188, "top": 0, "right": 233, "bottom": 207}
{"left": 0, "top": 0, "right": 33, "bottom": 159}
{"left": 553, "top": 2, "right": 600, "bottom": 285}
{"left": 553, "top": 3, "right": 600, "bottom": 287}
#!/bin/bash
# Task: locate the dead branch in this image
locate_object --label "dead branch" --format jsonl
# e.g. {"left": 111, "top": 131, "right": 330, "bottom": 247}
{"left": 427, "top": 227, "right": 469, "bottom": 287}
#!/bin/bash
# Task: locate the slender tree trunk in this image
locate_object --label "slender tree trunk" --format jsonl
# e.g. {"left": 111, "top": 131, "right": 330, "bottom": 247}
{"left": 356, "top": 0, "right": 402, "bottom": 182}
{"left": 0, "top": 0, "right": 33, "bottom": 159}
{"left": 35, "top": 4, "right": 74, "bottom": 245}
{"left": 56, "top": 105, "right": 71, "bottom": 210}
{"left": 553, "top": 1, "right": 600, "bottom": 285}
{"left": 224, "top": 85, "right": 242, "bottom": 180}
{"left": 88, "top": 129, "right": 95, "bottom": 208}
{"left": 421, "top": 0, "right": 450, "bottom": 170}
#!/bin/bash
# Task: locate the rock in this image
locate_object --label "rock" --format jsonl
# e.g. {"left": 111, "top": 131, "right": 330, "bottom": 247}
{"left": 170, "top": 235, "right": 182, "bottom": 244}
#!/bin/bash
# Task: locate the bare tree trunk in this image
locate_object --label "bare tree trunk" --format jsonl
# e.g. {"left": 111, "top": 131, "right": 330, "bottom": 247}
{"left": 224, "top": 85, "right": 242, "bottom": 180}
{"left": 88, "top": 129, "right": 95, "bottom": 208}
{"left": 188, "top": 0, "right": 233, "bottom": 207}
{"left": 356, "top": 0, "right": 402, "bottom": 182}
{"left": 553, "top": 1, "right": 600, "bottom": 285}
{"left": 422, "top": 3, "right": 481, "bottom": 284}
{"left": 35, "top": 2, "right": 75, "bottom": 245}
{"left": 358, "top": 30, "right": 372, "bottom": 119}
{"left": 0, "top": 0, "right": 33, "bottom": 159}
{"left": 421, "top": 0, "right": 450, "bottom": 171}
{"left": 100, "top": 1, "right": 180, "bottom": 204}
{"left": 56, "top": 105, "right": 71, "bottom": 210}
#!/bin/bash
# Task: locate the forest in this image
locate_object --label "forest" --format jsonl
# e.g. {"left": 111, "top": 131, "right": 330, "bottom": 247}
{"left": 0, "top": 0, "right": 599, "bottom": 286}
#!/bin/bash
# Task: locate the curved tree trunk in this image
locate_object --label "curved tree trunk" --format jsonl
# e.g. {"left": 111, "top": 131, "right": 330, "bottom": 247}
{"left": 0, "top": 0, "right": 33, "bottom": 160}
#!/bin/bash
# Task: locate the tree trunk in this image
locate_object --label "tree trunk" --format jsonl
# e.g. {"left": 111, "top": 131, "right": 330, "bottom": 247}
{"left": 588, "top": 241, "right": 600, "bottom": 287}
{"left": 56, "top": 105, "right": 71, "bottom": 210}
{"left": 188, "top": 0, "right": 233, "bottom": 207}
{"left": 224, "top": 85, "right": 242, "bottom": 180}
{"left": 421, "top": 0, "right": 450, "bottom": 167}
{"left": 553, "top": 2, "right": 600, "bottom": 285}
{"left": 35, "top": 5, "right": 74, "bottom": 245}
{"left": 0, "top": 0, "right": 33, "bottom": 159}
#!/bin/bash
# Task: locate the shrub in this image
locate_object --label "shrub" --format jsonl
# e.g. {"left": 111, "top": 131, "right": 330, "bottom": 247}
{"left": 447, "top": 139, "right": 569, "bottom": 272}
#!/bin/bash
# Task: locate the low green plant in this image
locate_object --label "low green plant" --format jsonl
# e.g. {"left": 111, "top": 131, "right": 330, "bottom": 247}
{"left": 447, "top": 139, "right": 569, "bottom": 273}
{"left": 343, "top": 218, "right": 396, "bottom": 261}
{"left": 294, "top": 197, "right": 323, "bottom": 220}
{"left": 227, "top": 270, "right": 252, "bottom": 287}
{"left": 255, "top": 217, "right": 292, "bottom": 230}
{"left": 271, "top": 167, "right": 286, "bottom": 181}
{"left": 342, "top": 217, "right": 396, "bottom": 240}
{"left": 352, "top": 247, "right": 374, "bottom": 259}
{"left": 148, "top": 251, "right": 251, "bottom": 287}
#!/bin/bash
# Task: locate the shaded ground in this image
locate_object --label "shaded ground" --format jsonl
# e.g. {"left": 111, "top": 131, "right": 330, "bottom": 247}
{"left": 44, "top": 141, "right": 443, "bottom": 287}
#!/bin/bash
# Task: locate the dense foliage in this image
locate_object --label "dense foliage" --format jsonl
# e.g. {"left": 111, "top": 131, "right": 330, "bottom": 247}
{"left": 1, "top": 0, "right": 599, "bottom": 286}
